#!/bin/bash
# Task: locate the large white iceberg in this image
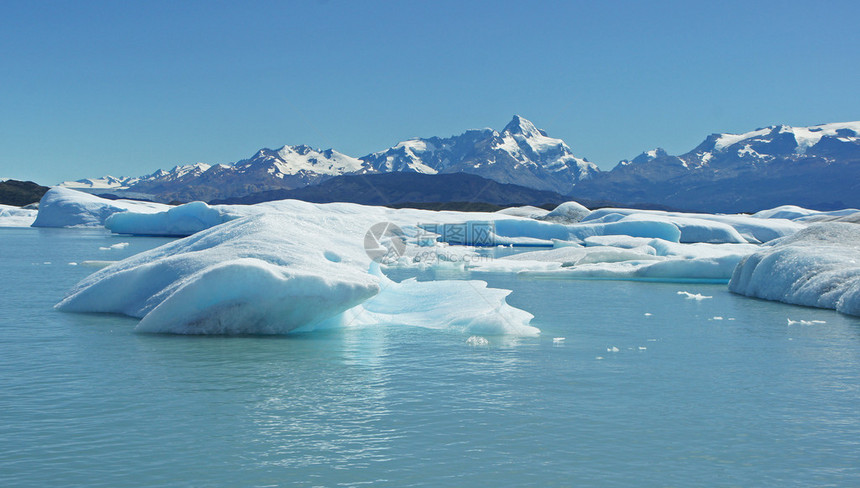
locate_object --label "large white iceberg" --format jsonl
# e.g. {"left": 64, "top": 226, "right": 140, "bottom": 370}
{"left": 729, "top": 223, "right": 860, "bottom": 316}
{"left": 57, "top": 201, "right": 538, "bottom": 336}
{"left": 32, "top": 187, "right": 169, "bottom": 228}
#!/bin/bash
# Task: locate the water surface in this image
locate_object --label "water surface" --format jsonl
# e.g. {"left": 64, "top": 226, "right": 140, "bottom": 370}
{"left": 1, "top": 228, "right": 859, "bottom": 487}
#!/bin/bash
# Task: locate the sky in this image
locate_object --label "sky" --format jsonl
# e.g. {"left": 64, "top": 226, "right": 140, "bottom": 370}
{"left": 1, "top": 0, "right": 859, "bottom": 184}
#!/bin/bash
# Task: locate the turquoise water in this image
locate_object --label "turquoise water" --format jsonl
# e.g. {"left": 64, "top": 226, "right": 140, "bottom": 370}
{"left": 2, "top": 227, "right": 860, "bottom": 487}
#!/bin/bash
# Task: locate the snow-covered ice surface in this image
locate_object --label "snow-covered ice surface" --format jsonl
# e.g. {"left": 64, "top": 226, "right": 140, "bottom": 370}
{"left": 729, "top": 223, "right": 860, "bottom": 316}
{"left": 57, "top": 201, "right": 537, "bottom": 336}
{"left": 582, "top": 208, "right": 803, "bottom": 243}
{"left": 32, "top": 187, "right": 169, "bottom": 228}
{"left": 537, "top": 201, "right": 590, "bottom": 224}
{"left": 53, "top": 191, "right": 860, "bottom": 331}
{"left": 0, "top": 204, "right": 38, "bottom": 227}
{"left": 495, "top": 205, "right": 550, "bottom": 219}
{"left": 753, "top": 205, "right": 860, "bottom": 222}
{"left": 105, "top": 201, "right": 252, "bottom": 236}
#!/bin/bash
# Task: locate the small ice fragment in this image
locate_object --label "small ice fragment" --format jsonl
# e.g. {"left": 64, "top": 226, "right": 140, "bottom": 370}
{"left": 607, "top": 346, "right": 619, "bottom": 352}
{"left": 644, "top": 312, "right": 652, "bottom": 316}
{"left": 595, "top": 356, "right": 604, "bottom": 360}
{"left": 80, "top": 260, "right": 116, "bottom": 268}
{"left": 728, "top": 318, "right": 736, "bottom": 321}
{"left": 787, "top": 318, "right": 827, "bottom": 326}
{"left": 100, "top": 242, "right": 130, "bottom": 251}
{"left": 713, "top": 316, "right": 723, "bottom": 320}
{"left": 68, "top": 262, "right": 78, "bottom": 266}
{"left": 647, "top": 339, "right": 658, "bottom": 342}
{"left": 553, "top": 337, "right": 565, "bottom": 343}
{"left": 677, "top": 291, "right": 712, "bottom": 300}
{"left": 43, "top": 261, "right": 51, "bottom": 265}
{"left": 638, "top": 346, "right": 647, "bottom": 350}
{"left": 466, "top": 336, "right": 489, "bottom": 346}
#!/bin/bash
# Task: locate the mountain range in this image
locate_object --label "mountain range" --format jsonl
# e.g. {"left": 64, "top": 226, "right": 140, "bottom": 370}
{"left": 574, "top": 122, "right": 860, "bottom": 212}
{"left": 59, "top": 116, "right": 860, "bottom": 212}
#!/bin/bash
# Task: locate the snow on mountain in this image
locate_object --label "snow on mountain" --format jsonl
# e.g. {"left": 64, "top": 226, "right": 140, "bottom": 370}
{"left": 54, "top": 118, "right": 860, "bottom": 210}
{"left": 59, "top": 175, "right": 140, "bottom": 190}
{"left": 575, "top": 121, "right": 860, "bottom": 212}
{"left": 243, "top": 145, "right": 364, "bottom": 177}
{"left": 361, "top": 115, "right": 598, "bottom": 193}
{"left": 63, "top": 116, "right": 597, "bottom": 202}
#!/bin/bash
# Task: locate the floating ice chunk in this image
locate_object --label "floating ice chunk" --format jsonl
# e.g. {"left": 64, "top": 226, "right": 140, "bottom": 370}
{"left": 538, "top": 201, "right": 590, "bottom": 224}
{"left": 619, "top": 213, "right": 747, "bottom": 244}
{"left": 105, "top": 201, "right": 248, "bottom": 236}
{"left": 32, "top": 188, "right": 169, "bottom": 228}
{"left": 343, "top": 276, "right": 538, "bottom": 337}
{"left": 436, "top": 218, "right": 681, "bottom": 247}
{"left": 754, "top": 205, "right": 860, "bottom": 221}
{"left": 466, "top": 336, "right": 490, "bottom": 346}
{"left": 638, "top": 346, "right": 647, "bottom": 350}
{"left": 607, "top": 346, "right": 620, "bottom": 352}
{"left": 712, "top": 316, "right": 724, "bottom": 320}
{"left": 58, "top": 203, "right": 538, "bottom": 336}
{"left": 786, "top": 319, "right": 827, "bottom": 326}
{"left": 582, "top": 207, "right": 802, "bottom": 243}
{"left": 99, "top": 242, "right": 129, "bottom": 251}
{"left": 553, "top": 337, "right": 565, "bottom": 343}
{"left": 495, "top": 205, "right": 550, "bottom": 219}
{"left": 644, "top": 312, "right": 652, "bottom": 316}
{"left": 677, "top": 291, "right": 712, "bottom": 300}
{"left": 729, "top": 223, "right": 860, "bottom": 317}
{"left": 0, "top": 204, "right": 38, "bottom": 227}
{"left": 80, "top": 260, "right": 116, "bottom": 268}
{"left": 68, "top": 262, "right": 78, "bottom": 266}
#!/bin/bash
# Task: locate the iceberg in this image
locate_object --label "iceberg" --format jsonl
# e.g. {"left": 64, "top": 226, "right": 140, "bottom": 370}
{"left": 582, "top": 208, "right": 803, "bottom": 243}
{"left": 32, "top": 187, "right": 169, "bottom": 228}
{"left": 729, "top": 223, "right": 860, "bottom": 316}
{"left": 470, "top": 237, "right": 756, "bottom": 283}
{"left": 105, "top": 201, "right": 250, "bottom": 236}
{"left": 537, "top": 201, "right": 590, "bottom": 224}
{"left": 753, "top": 205, "right": 860, "bottom": 221}
{"left": 57, "top": 201, "right": 537, "bottom": 336}
{"left": 495, "top": 205, "right": 550, "bottom": 219}
{"left": 434, "top": 218, "right": 681, "bottom": 247}
{"left": 0, "top": 204, "right": 38, "bottom": 227}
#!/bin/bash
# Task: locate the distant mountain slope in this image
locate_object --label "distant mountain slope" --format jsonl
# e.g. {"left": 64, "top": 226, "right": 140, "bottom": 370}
{"left": 211, "top": 172, "right": 569, "bottom": 208}
{"left": 574, "top": 122, "right": 860, "bottom": 212}
{"left": 360, "top": 115, "right": 598, "bottom": 193}
{"left": 61, "top": 116, "right": 596, "bottom": 203}
{"left": 0, "top": 180, "right": 49, "bottom": 206}
{"left": 56, "top": 118, "right": 860, "bottom": 213}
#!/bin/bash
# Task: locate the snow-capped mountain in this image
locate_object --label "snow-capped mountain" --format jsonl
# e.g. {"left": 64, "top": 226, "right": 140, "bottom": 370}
{"left": 57, "top": 118, "right": 860, "bottom": 211}
{"left": 59, "top": 175, "right": 140, "bottom": 190}
{"left": 575, "top": 121, "right": 860, "bottom": 212}
{"left": 361, "top": 115, "right": 598, "bottom": 193}
{"left": 62, "top": 116, "right": 597, "bottom": 202}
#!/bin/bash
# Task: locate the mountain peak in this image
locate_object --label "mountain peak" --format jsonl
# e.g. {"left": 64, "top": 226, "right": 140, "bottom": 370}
{"left": 503, "top": 115, "right": 546, "bottom": 137}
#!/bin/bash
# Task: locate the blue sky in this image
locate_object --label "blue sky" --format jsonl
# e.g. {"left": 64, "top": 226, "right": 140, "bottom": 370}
{"left": 2, "top": 0, "right": 858, "bottom": 184}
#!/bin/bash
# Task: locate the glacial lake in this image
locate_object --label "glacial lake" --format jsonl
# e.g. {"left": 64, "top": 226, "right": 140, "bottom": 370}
{"left": 2, "top": 227, "right": 859, "bottom": 487}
